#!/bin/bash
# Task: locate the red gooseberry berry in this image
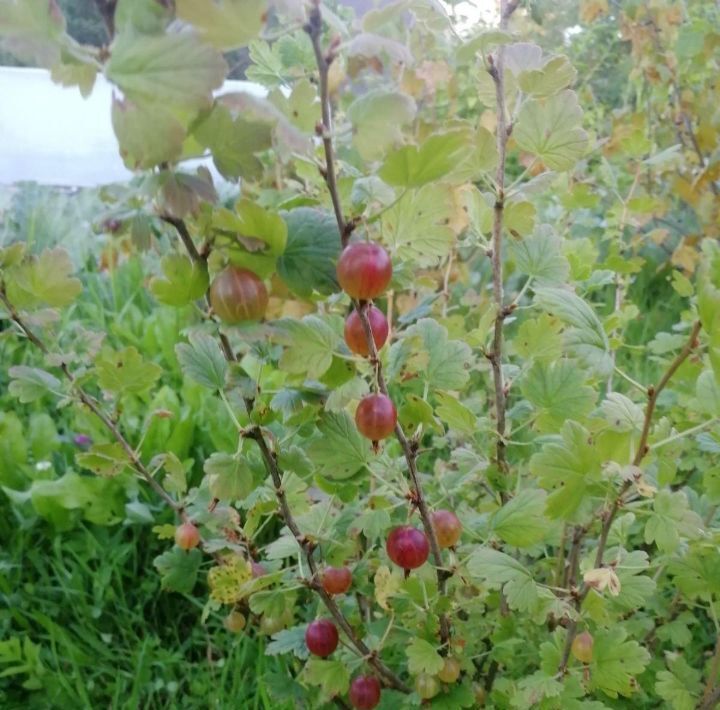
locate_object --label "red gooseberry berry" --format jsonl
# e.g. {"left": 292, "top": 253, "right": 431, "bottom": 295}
{"left": 344, "top": 306, "right": 389, "bottom": 357}
{"left": 355, "top": 393, "right": 397, "bottom": 441}
{"left": 305, "top": 618, "right": 339, "bottom": 657}
{"left": 209, "top": 265, "right": 268, "bottom": 323}
{"left": 337, "top": 242, "right": 392, "bottom": 300}
{"left": 386, "top": 526, "right": 430, "bottom": 570}
{"left": 349, "top": 675, "right": 381, "bottom": 710}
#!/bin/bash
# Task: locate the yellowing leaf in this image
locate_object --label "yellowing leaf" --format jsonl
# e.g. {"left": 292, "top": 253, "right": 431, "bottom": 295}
{"left": 208, "top": 557, "right": 253, "bottom": 604}
{"left": 374, "top": 565, "right": 401, "bottom": 610}
{"left": 583, "top": 567, "right": 621, "bottom": 596}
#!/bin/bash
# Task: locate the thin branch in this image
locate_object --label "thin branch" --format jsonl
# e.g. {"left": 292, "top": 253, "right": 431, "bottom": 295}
{"left": 305, "top": 4, "right": 349, "bottom": 246}
{"left": 165, "top": 220, "right": 410, "bottom": 693}
{"left": 161, "top": 215, "right": 202, "bottom": 263}
{"left": 486, "top": 0, "right": 518, "bottom": 482}
{"left": 306, "top": 3, "right": 452, "bottom": 648}
{"left": 700, "top": 634, "right": 720, "bottom": 708}
{"left": 557, "top": 321, "right": 703, "bottom": 674}
{"left": 248, "top": 427, "right": 410, "bottom": 692}
{"left": 698, "top": 686, "right": 720, "bottom": 710}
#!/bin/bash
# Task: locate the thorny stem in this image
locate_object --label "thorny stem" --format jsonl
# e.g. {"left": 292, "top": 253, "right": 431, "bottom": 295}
{"left": 486, "top": 0, "right": 519, "bottom": 483}
{"left": 162, "top": 217, "right": 409, "bottom": 690}
{"left": 305, "top": 2, "right": 452, "bottom": 648}
{"left": 557, "top": 321, "right": 703, "bottom": 674}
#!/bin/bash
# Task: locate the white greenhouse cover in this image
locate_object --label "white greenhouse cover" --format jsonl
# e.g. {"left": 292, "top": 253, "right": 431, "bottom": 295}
{"left": 0, "top": 67, "right": 266, "bottom": 188}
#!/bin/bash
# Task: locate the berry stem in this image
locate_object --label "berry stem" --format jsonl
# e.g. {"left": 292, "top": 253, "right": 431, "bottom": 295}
{"left": 162, "top": 218, "right": 410, "bottom": 693}
{"left": 305, "top": 5, "right": 452, "bottom": 647}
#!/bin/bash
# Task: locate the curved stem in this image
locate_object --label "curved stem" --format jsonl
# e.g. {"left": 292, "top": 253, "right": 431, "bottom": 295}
{"left": 305, "top": 3, "right": 452, "bottom": 648}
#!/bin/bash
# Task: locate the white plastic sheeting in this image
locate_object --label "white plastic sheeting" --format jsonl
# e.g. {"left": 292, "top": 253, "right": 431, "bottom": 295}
{"left": 0, "top": 67, "right": 266, "bottom": 187}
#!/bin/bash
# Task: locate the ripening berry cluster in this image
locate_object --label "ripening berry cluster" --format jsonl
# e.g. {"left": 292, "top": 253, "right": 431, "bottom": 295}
{"left": 195, "top": 241, "right": 466, "bottom": 708}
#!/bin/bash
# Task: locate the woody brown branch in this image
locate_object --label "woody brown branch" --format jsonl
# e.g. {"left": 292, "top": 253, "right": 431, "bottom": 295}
{"left": 305, "top": 4, "right": 452, "bottom": 648}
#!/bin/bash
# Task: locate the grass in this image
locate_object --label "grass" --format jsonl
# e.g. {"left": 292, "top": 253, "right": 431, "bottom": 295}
{"left": 0, "top": 502, "right": 292, "bottom": 709}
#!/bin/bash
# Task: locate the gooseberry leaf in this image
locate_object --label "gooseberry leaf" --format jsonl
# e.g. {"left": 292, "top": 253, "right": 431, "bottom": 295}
{"left": 150, "top": 254, "right": 209, "bottom": 307}
{"left": 514, "top": 90, "right": 588, "bottom": 171}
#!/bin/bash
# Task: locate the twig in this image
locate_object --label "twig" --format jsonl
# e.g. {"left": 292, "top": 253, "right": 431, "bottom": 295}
{"left": 165, "top": 219, "right": 410, "bottom": 692}
{"left": 700, "top": 634, "right": 720, "bottom": 708}
{"left": 305, "top": 3, "right": 452, "bottom": 648}
{"left": 304, "top": 3, "right": 349, "bottom": 246}
{"left": 698, "top": 685, "right": 720, "bottom": 710}
{"left": 557, "top": 321, "right": 703, "bottom": 674}
{"left": 485, "top": 0, "right": 519, "bottom": 482}
{"left": 247, "top": 427, "right": 410, "bottom": 692}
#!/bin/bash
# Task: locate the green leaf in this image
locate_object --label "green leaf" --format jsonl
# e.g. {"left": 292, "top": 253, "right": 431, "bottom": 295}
{"left": 265, "top": 625, "right": 309, "bottom": 659}
{"left": 612, "top": 550, "right": 656, "bottom": 611}
{"left": 176, "top": 0, "right": 266, "bottom": 50}
{"left": 504, "top": 200, "right": 537, "bottom": 236}
{"left": 655, "top": 655, "right": 701, "bottom": 710}
{"left": 696, "top": 370, "right": 720, "bottom": 416}
{"left": 456, "top": 29, "right": 513, "bottom": 62}
{"left": 308, "top": 412, "right": 370, "bottom": 480}
{"left": 193, "top": 104, "right": 272, "bottom": 181}
{"left": 304, "top": 658, "right": 350, "bottom": 698}
{"left": 76, "top": 443, "right": 131, "bottom": 477}
{"left": 491, "top": 489, "right": 548, "bottom": 547}
{"left": 269, "top": 78, "right": 318, "bottom": 133}
{"left": 406, "top": 637, "right": 444, "bottom": 675}
{"left": 277, "top": 315, "right": 340, "bottom": 380}
{"left": 204, "top": 453, "right": 253, "bottom": 501}
{"left": 401, "top": 319, "right": 472, "bottom": 391}
{"left": 153, "top": 547, "right": 202, "bottom": 594}
{"left": 106, "top": 31, "right": 226, "bottom": 109}
{"left": 521, "top": 360, "right": 595, "bottom": 431}
{"left": 434, "top": 391, "right": 476, "bottom": 435}
{"left": 514, "top": 90, "right": 588, "bottom": 171}
{"left": 8, "top": 366, "right": 61, "bottom": 403}
{"left": 513, "top": 314, "right": 563, "bottom": 362}
{"left": 535, "top": 287, "right": 612, "bottom": 375}
{"left": 114, "top": 0, "right": 171, "bottom": 34}
{"left": 529, "top": 420, "right": 602, "bottom": 519}
{"left": 219, "top": 200, "right": 287, "bottom": 260}
{"left": 6, "top": 248, "right": 81, "bottom": 309}
{"left": 600, "top": 393, "right": 644, "bottom": 433}
{"left": 511, "top": 225, "right": 569, "bottom": 285}
{"left": 149, "top": 254, "right": 209, "bottom": 307}
{"left": 379, "top": 129, "right": 472, "bottom": 187}
{"left": 644, "top": 490, "right": 703, "bottom": 553}
{"left": 176, "top": 333, "right": 228, "bottom": 390}
{"left": 111, "top": 97, "right": 185, "bottom": 170}
{"left": 467, "top": 548, "right": 550, "bottom": 614}
{"left": 381, "top": 185, "right": 456, "bottom": 265}
{"left": 589, "top": 627, "right": 650, "bottom": 699}
{"left": 95, "top": 347, "right": 162, "bottom": 395}
{"left": 453, "top": 126, "right": 498, "bottom": 179}
{"left": 354, "top": 508, "right": 391, "bottom": 540}
{"left": 347, "top": 89, "right": 416, "bottom": 161}
{"left": 276, "top": 208, "right": 341, "bottom": 298}
{"left": 518, "top": 55, "right": 577, "bottom": 97}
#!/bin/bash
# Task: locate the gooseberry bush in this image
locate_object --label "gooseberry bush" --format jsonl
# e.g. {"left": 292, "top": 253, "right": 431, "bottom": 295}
{"left": 2, "top": 0, "right": 720, "bottom": 708}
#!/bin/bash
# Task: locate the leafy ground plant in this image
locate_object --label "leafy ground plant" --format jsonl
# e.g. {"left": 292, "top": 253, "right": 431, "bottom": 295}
{"left": 1, "top": 0, "right": 720, "bottom": 708}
